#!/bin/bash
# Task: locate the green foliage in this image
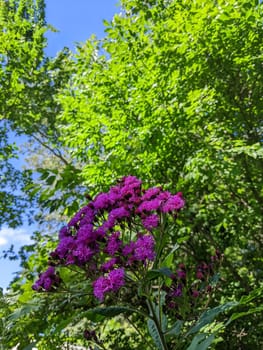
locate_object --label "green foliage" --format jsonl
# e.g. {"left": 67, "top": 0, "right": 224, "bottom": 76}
{"left": 0, "top": 124, "right": 33, "bottom": 227}
{"left": 1, "top": 0, "right": 263, "bottom": 348}
{"left": 56, "top": 0, "right": 263, "bottom": 306}
{"left": 0, "top": 0, "right": 85, "bottom": 226}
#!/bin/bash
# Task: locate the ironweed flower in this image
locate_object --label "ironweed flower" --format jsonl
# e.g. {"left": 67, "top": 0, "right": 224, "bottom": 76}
{"left": 93, "top": 268, "right": 125, "bottom": 301}
{"left": 33, "top": 176, "right": 185, "bottom": 301}
{"left": 32, "top": 266, "right": 61, "bottom": 292}
{"left": 142, "top": 214, "right": 159, "bottom": 231}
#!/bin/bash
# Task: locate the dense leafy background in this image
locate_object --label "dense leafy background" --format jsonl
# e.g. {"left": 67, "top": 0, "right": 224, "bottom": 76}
{"left": 0, "top": 0, "right": 262, "bottom": 349}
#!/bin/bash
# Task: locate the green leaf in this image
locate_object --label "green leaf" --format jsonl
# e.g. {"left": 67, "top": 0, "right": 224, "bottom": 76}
{"left": 87, "top": 305, "right": 134, "bottom": 318}
{"left": 226, "top": 305, "right": 263, "bottom": 326}
{"left": 187, "top": 302, "right": 237, "bottom": 335}
{"left": 8, "top": 303, "right": 40, "bottom": 321}
{"left": 147, "top": 319, "right": 163, "bottom": 350}
{"left": 187, "top": 333, "right": 215, "bottom": 350}
{"left": 146, "top": 267, "right": 174, "bottom": 281}
{"left": 162, "top": 243, "right": 179, "bottom": 267}
{"left": 238, "top": 286, "right": 263, "bottom": 305}
{"left": 165, "top": 320, "right": 183, "bottom": 339}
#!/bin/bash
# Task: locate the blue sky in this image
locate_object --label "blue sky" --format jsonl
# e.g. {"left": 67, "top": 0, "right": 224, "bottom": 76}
{"left": 45, "top": 0, "right": 119, "bottom": 55}
{"left": 0, "top": 0, "right": 119, "bottom": 291}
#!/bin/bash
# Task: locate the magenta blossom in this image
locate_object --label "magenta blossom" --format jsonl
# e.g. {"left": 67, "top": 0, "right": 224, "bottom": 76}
{"left": 33, "top": 175, "right": 186, "bottom": 305}
{"left": 32, "top": 266, "right": 61, "bottom": 292}
{"left": 134, "top": 234, "right": 156, "bottom": 262}
{"left": 161, "top": 193, "right": 185, "bottom": 213}
{"left": 142, "top": 214, "right": 159, "bottom": 231}
{"left": 105, "top": 231, "right": 122, "bottom": 256}
{"left": 93, "top": 268, "right": 125, "bottom": 301}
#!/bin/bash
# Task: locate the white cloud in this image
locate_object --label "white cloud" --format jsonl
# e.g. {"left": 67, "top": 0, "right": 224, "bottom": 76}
{"left": 0, "top": 237, "right": 8, "bottom": 246}
{"left": 0, "top": 227, "right": 32, "bottom": 247}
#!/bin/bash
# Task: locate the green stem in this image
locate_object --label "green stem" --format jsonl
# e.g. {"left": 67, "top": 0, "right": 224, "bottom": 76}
{"left": 154, "top": 214, "right": 167, "bottom": 269}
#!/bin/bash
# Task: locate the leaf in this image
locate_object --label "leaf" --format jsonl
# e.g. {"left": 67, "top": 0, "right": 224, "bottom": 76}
{"left": 187, "top": 302, "right": 237, "bottom": 335}
{"left": 162, "top": 243, "right": 179, "bottom": 267}
{"left": 146, "top": 267, "right": 174, "bottom": 281}
{"left": 147, "top": 319, "right": 163, "bottom": 350}
{"left": 87, "top": 305, "right": 134, "bottom": 319}
{"left": 161, "top": 313, "right": 168, "bottom": 333}
{"left": 187, "top": 333, "right": 215, "bottom": 350}
{"left": 152, "top": 298, "right": 168, "bottom": 333}
{"left": 8, "top": 303, "right": 40, "bottom": 321}
{"left": 238, "top": 286, "right": 263, "bottom": 305}
{"left": 226, "top": 305, "right": 263, "bottom": 326}
{"left": 165, "top": 320, "right": 183, "bottom": 339}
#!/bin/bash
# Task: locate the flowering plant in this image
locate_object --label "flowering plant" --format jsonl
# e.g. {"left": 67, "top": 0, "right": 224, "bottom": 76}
{"left": 33, "top": 176, "right": 225, "bottom": 349}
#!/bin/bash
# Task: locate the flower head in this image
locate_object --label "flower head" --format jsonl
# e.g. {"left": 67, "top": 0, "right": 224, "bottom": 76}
{"left": 105, "top": 231, "right": 122, "bottom": 256}
{"left": 32, "top": 266, "right": 61, "bottom": 292}
{"left": 93, "top": 268, "right": 125, "bottom": 301}
{"left": 93, "top": 192, "right": 110, "bottom": 210}
{"left": 134, "top": 234, "right": 156, "bottom": 262}
{"left": 161, "top": 193, "right": 185, "bottom": 213}
{"left": 142, "top": 214, "right": 159, "bottom": 231}
{"left": 33, "top": 175, "right": 186, "bottom": 307}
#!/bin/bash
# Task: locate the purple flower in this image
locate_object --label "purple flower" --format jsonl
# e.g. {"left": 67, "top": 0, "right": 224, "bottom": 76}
{"left": 108, "top": 268, "right": 125, "bottom": 291}
{"left": 171, "top": 284, "right": 183, "bottom": 297}
{"left": 94, "top": 226, "right": 106, "bottom": 240}
{"left": 167, "top": 301, "right": 177, "bottom": 309}
{"left": 122, "top": 241, "right": 136, "bottom": 256}
{"left": 73, "top": 244, "right": 95, "bottom": 264}
{"left": 118, "top": 176, "right": 142, "bottom": 203}
{"left": 196, "top": 270, "right": 204, "bottom": 280}
{"left": 123, "top": 175, "right": 142, "bottom": 188}
{"left": 68, "top": 205, "right": 94, "bottom": 227}
{"left": 66, "top": 253, "right": 75, "bottom": 265}
{"left": 93, "top": 192, "right": 110, "bottom": 210}
{"left": 56, "top": 236, "right": 76, "bottom": 260}
{"left": 67, "top": 211, "right": 82, "bottom": 228}
{"left": 142, "top": 187, "right": 161, "bottom": 201}
{"left": 137, "top": 198, "right": 161, "bottom": 213}
{"left": 142, "top": 214, "right": 159, "bottom": 231}
{"left": 177, "top": 269, "right": 186, "bottom": 280}
{"left": 58, "top": 226, "right": 70, "bottom": 240}
{"left": 93, "top": 268, "right": 125, "bottom": 301}
{"left": 101, "top": 257, "right": 119, "bottom": 272}
{"left": 43, "top": 277, "right": 53, "bottom": 291}
{"left": 134, "top": 234, "right": 156, "bottom": 262}
{"left": 77, "top": 224, "right": 95, "bottom": 243}
{"left": 108, "top": 207, "right": 130, "bottom": 221}
{"left": 32, "top": 266, "right": 61, "bottom": 292}
{"left": 33, "top": 176, "right": 186, "bottom": 300}
{"left": 84, "top": 330, "right": 98, "bottom": 341}
{"left": 120, "top": 185, "right": 140, "bottom": 204}
{"left": 105, "top": 232, "right": 122, "bottom": 256}
{"left": 79, "top": 209, "right": 95, "bottom": 227}
{"left": 108, "top": 186, "right": 122, "bottom": 204}
{"left": 161, "top": 193, "right": 185, "bottom": 213}
{"left": 156, "top": 191, "right": 171, "bottom": 201}
{"left": 192, "top": 290, "right": 199, "bottom": 298}
{"left": 104, "top": 207, "right": 130, "bottom": 230}
{"left": 93, "top": 276, "right": 111, "bottom": 301}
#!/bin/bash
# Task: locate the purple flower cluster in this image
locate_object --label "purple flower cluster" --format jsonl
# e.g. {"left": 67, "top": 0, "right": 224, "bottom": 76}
{"left": 164, "top": 255, "right": 222, "bottom": 318}
{"left": 32, "top": 266, "right": 61, "bottom": 292}
{"left": 93, "top": 268, "right": 125, "bottom": 301}
{"left": 32, "top": 176, "right": 185, "bottom": 300}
